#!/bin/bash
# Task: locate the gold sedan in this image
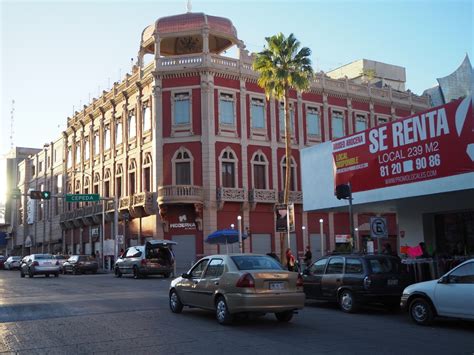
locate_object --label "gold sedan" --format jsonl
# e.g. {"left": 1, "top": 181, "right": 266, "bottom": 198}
{"left": 169, "top": 254, "right": 305, "bottom": 325}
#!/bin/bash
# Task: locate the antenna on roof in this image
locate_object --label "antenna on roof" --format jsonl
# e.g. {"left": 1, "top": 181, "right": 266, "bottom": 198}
{"left": 186, "top": 0, "right": 192, "bottom": 13}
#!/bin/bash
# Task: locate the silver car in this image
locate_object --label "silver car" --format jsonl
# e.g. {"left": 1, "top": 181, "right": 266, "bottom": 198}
{"left": 20, "top": 254, "right": 61, "bottom": 278}
{"left": 4, "top": 256, "right": 22, "bottom": 270}
{"left": 169, "top": 254, "right": 305, "bottom": 325}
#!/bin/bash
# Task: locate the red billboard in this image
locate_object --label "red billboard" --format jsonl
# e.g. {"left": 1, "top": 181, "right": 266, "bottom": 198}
{"left": 333, "top": 96, "right": 473, "bottom": 193}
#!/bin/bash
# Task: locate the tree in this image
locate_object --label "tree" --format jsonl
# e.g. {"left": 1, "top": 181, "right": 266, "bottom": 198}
{"left": 253, "top": 33, "right": 313, "bottom": 262}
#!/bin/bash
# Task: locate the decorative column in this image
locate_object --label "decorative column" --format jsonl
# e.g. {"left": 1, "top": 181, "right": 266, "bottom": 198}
{"left": 347, "top": 98, "right": 353, "bottom": 134}
{"left": 152, "top": 75, "right": 163, "bottom": 238}
{"left": 323, "top": 93, "right": 330, "bottom": 141}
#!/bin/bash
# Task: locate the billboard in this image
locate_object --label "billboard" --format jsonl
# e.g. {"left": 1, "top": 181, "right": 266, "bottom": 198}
{"left": 332, "top": 96, "right": 473, "bottom": 193}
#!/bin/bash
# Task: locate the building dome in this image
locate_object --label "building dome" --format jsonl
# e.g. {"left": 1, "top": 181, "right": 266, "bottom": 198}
{"left": 140, "top": 12, "right": 239, "bottom": 56}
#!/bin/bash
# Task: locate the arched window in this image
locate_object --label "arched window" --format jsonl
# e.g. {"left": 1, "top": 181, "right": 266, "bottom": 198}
{"left": 219, "top": 148, "right": 238, "bottom": 188}
{"left": 115, "top": 164, "right": 123, "bottom": 198}
{"left": 104, "top": 169, "right": 111, "bottom": 198}
{"left": 128, "top": 159, "right": 137, "bottom": 195}
{"left": 75, "top": 180, "right": 81, "bottom": 209}
{"left": 116, "top": 120, "right": 122, "bottom": 145}
{"left": 143, "top": 154, "right": 152, "bottom": 192}
{"left": 128, "top": 111, "right": 136, "bottom": 139}
{"left": 93, "top": 173, "right": 100, "bottom": 195}
{"left": 84, "top": 177, "right": 90, "bottom": 194}
{"left": 172, "top": 148, "right": 193, "bottom": 185}
{"left": 251, "top": 152, "right": 268, "bottom": 189}
{"left": 142, "top": 102, "right": 151, "bottom": 131}
{"left": 280, "top": 156, "right": 297, "bottom": 191}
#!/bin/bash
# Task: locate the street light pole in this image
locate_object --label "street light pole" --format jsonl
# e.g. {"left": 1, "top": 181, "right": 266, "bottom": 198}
{"left": 319, "top": 218, "right": 324, "bottom": 256}
{"left": 237, "top": 215, "right": 242, "bottom": 253}
{"left": 114, "top": 194, "right": 119, "bottom": 264}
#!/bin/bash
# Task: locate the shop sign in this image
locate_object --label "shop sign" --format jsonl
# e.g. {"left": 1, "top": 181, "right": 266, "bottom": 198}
{"left": 335, "top": 234, "right": 352, "bottom": 243}
{"left": 275, "top": 204, "right": 288, "bottom": 232}
{"left": 332, "top": 96, "right": 473, "bottom": 193}
{"left": 170, "top": 214, "right": 196, "bottom": 230}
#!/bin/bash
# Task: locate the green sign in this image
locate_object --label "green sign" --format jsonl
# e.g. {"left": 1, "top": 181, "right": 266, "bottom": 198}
{"left": 66, "top": 194, "right": 100, "bottom": 202}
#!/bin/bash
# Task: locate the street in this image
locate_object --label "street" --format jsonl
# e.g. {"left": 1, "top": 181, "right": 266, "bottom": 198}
{"left": 0, "top": 270, "right": 473, "bottom": 355}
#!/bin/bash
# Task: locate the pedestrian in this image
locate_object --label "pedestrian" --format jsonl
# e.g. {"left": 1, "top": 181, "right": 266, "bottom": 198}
{"left": 120, "top": 248, "right": 125, "bottom": 257}
{"left": 303, "top": 245, "right": 312, "bottom": 267}
{"left": 285, "top": 248, "right": 296, "bottom": 272}
{"left": 382, "top": 243, "right": 393, "bottom": 255}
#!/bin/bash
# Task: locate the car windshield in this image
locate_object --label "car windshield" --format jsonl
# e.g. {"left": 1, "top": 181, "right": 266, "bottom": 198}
{"left": 231, "top": 255, "right": 283, "bottom": 271}
{"left": 35, "top": 254, "right": 53, "bottom": 260}
{"left": 368, "top": 257, "right": 400, "bottom": 274}
{"left": 55, "top": 255, "right": 66, "bottom": 260}
{"left": 69, "top": 256, "right": 79, "bottom": 261}
{"left": 9, "top": 256, "right": 21, "bottom": 261}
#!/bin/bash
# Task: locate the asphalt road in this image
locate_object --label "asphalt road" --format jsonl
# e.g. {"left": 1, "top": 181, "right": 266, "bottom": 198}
{"left": 0, "top": 270, "right": 473, "bottom": 355}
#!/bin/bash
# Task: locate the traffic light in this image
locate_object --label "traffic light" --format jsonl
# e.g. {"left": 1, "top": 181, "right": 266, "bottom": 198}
{"left": 29, "top": 190, "right": 51, "bottom": 200}
{"left": 335, "top": 184, "right": 351, "bottom": 200}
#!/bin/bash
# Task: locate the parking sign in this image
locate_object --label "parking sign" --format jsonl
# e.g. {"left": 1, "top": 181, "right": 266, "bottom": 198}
{"left": 370, "top": 217, "right": 388, "bottom": 238}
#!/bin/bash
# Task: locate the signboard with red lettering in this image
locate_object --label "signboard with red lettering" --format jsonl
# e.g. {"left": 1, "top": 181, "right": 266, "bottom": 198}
{"left": 333, "top": 96, "right": 473, "bottom": 193}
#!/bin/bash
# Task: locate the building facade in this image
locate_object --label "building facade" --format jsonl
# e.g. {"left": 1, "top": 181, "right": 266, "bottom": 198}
{"left": 12, "top": 12, "right": 429, "bottom": 267}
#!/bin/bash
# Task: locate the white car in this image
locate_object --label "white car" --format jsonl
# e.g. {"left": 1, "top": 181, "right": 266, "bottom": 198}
{"left": 4, "top": 256, "right": 22, "bottom": 270}
{"left": 401, "top": 259, "right": 474, "bottom": 325}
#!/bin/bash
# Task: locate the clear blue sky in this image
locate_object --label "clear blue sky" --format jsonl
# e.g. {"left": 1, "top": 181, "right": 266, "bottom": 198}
{"left": 1, "top": 0, "right": 472, "bottom": 156}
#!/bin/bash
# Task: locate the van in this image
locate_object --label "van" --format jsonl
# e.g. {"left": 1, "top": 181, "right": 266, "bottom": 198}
{"left": 114, "top": 240, "right": 176, "bottom": 279}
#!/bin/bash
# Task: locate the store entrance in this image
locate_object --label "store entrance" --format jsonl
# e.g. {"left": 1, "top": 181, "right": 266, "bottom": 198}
{"left": 435, "top": 210, "right": 474, "bottom": 256}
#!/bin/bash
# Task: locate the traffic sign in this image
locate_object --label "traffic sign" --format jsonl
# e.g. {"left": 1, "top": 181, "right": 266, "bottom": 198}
{"left": 66, "top": 194, "right": 100, "bottom": 202}
{"left": 370, "top": 217, "right": 388, "bottom": 238}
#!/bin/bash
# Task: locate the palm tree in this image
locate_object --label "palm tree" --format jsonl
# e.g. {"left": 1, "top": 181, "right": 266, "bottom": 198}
{"left": 253, "top": 33, "right": 313, "bottom": 261}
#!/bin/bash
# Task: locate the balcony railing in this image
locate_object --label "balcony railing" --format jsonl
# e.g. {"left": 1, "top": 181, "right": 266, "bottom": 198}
{"left": 248, "top": 189, "right": 277, "bottom": 204}
{"left": 216, "top": 187, "right": 246, "bottom": 202}
{"left": 158, "top": 185, "right": 204, "bottom": 204}
{"left": 119, "top": 196, "right": 131, "bottom": 210}
{"left": 278, "top": 191, "right": 304, "bottom": 204}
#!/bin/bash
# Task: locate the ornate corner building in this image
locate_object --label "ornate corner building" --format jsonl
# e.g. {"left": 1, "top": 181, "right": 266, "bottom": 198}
{"left": 10, "top": 11, "right": 429, "bottom": 267}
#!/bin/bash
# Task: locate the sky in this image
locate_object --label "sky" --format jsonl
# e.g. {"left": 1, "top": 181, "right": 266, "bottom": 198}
{"left": 0, "top": 0, "right": 472, "bottom": 157}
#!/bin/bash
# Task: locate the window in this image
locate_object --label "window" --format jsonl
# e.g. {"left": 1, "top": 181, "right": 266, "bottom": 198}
{"left": 143, "top": 154, "right": 152, "bottom": 192}
{"left": 345, "top": 258, "right": 363, "bottom": 274}
{"left": 125, "top": 247, "right": 141, "bottom": 258}
{"left": 220, "top": 149, "right": 237, "bottom": 188}
{"left": 31, "top": 165, "right": 36, "bottom": 176}
{"left": 104, "top": 169, "right": 111, "bottom": 198}
{"left": 377, "top": 116, "right": 389, "bottom": 125}
{"left": 448, "top": 263, "right": 474, "bottom": 284}
{"left": 326, "top": 257, "right": 344, "bottom": 274}
{"left": 355, "top": 114, "right": 367, "bottom": 132}
{"left": 84, "top": 139, "right": 89, "bottom": 160}
{"left": 142, "top": 102, "right": 151, "bottom": 131}
{"left": 252, "top": 153, "right": 267, "bottom": 189}
{"left": 94, "top": 131, "right": 100, "bottom": 156}
{"left": 231, "top": 255, "right": 283, "bottom": 270}
{"left": 129, "top": 160, "right": 136, "bottom": 195}
{"left": 128, "top": 111, "right": 136, "bottom": 139}
{"left": 204, "top": 258, "right": 225, "bottom": 278}
{"left": 116, "top": 121, "right": 122, "bottom": 144}
{"left": 251, "top": 98, "right": 265, "bottom": 129}
{"left": 93, "top": 173, "right": 100, "bottom": 195}
{"left": 67, "top": 148, "right": 72, "bottom": 168}
{"left": 309, "top": 258, "right": 328, "bottom": 275}
{"left": 75, "top": 144, "right": 81, "bottom": 164}
{"left": 307, "top": 107, "right": 320, "bottom": 136}
{"left": 279, "top": 102, "right": 294, "bottom": 136}
{"left": 332, "top": 111, "right": 344, "bottom": 138}
{"left": 104, "top": 126, "right": 110, "bottom": 150}
{"left": 115, "top": 165, "right": 123, "bottom": 198}
{"left": 219, "top": 93, "right": 235, "bottom": 125}
{"left": 190, "top": 259, "right": 209, "bottom": 278}
{"left": 173, "top": 149, "right": 192, "bottom": 185}
{"left": 38, "top": 161, "right": 43, "bottom": 173}
{"left": 368, "top": 258, "right": 399, "bottom": 274}
{"left": 281, "top": 157, "right": 296, "bottom": 191}
{"left": 174, "top": 93, "right": 190, "bottom": 125}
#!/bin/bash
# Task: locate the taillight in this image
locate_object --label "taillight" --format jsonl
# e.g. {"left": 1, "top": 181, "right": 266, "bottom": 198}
{"left": 296, "top": 274, "right": 304, "bottom": 287}
{"left": 236, "top": 273, "right": 255, "bottom": 288}
{"left": 364, "top": 276, "right": 372, "bottom": 289}
{"left": 32, "top": 261, "right": 39, "bottom": 267}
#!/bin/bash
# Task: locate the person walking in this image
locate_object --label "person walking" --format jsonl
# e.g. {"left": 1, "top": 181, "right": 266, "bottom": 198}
{"left": 285, "top": 248, "right": 296, "bottom": 272}
{"left": 303, "top": 245, "right": 312, "bottom": 268}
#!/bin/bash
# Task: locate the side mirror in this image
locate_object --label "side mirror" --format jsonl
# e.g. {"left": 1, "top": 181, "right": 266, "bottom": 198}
{"left": 438, "top": 276, "right": 448, "bottom": 284}
{"left": 181, "top": 272, "right": 191, "bottom": 279}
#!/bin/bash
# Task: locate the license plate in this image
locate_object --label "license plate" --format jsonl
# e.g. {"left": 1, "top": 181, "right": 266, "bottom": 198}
{"left": 387, "top": 279, "right": 398, "bottom": 286}
{"left": 43, "top": 262, "right": 51, "bottom": 265}
{"left": 269, "top": 282, "right": 285, "bottom": 290}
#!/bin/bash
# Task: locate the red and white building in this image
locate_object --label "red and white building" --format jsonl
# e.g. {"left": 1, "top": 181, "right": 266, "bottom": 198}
{"left": 12, "top": 11, "right": 429, "bottom": 267}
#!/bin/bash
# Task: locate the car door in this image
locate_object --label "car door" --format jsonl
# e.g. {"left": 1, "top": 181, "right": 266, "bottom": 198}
{"left": 199, "top": 258, "right": 225, "bottom": 309}
{"left": 321, "top": 257, "right": 344, "bottom": 300}
{"left": 302, "top": 258, "right": 328, "bottom": 299}
{"left": 434, "top": 262, "right": 474, "bottom": 319}
{"left": 178, "top": 259, "right": 209, "bottom": 306}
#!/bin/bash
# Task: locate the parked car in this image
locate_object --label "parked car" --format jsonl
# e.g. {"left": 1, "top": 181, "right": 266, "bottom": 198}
{"left": 63, "top": 255, "right": 99, "bottom": 274}
{"left": 54, "top": 255, "right": 68, "bottom": 271}
{"left": 301, "top": 254, "right": 409, "bottom": 312}
{"left": 169, "top": 253, "right": 305, "bottom": 325}
{"left": 114, "top": 240, "right": 176, "bottom": 279}
{"left": 4, "top": 256, "right": 22, "bottom": 270}
{"left": 20, "top": 254, "right": 61, "bottom": 278}
{"left": 0, "top": 256, "right": 6, "bottom": 269}
{"left": 401, "top": 258, "right": 474, "bottom": 325}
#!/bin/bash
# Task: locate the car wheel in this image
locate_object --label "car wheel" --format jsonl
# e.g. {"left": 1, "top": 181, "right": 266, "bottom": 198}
{"left": 169, "top": 289, "right": 184, "bottom": 313}
{"left": 215, "top": 296, "right": 233, "bottom": 325}
{"left": 163, "top": 272, "right": 170, "bottom": 279}
{"left": 409, "top": 298, "right": 434, "bottom": 325}
{"left": 20, "top": 271, "right": 25, "bottom": 278}
{"left": 114, "top": 267, "right": 122, "bottom": 278}
{"left": 73, "top": 267, "right": 78, "bottom": 275}
{"left": 54, "top": 273, "right": 59, "bottom": 278}
{"left": 45, "top": 274, "right": 50, "bottom": 278}
{"left": 275, "top": 311, "right": 293, "bottom": 322}
{"left": 28, "top": 268, "right": 34, "bottom": 278}
{"left": 133, "top": 266, "right": 141, "bottom": 279}
{"left": 339, "top": 290, "right": 358, "bottom": 313}
{"left": 92, "top": 269, "right": 97, "bottom": 274}
{"left": 62, "top": 268, "right": 66, "bottom": 275}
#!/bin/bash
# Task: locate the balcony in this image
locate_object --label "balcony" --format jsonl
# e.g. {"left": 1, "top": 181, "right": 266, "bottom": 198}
{"left": 216, "top": 187, "right": 246, "bottom": 209}
{"left": 248, "top": 189, "right": 277, "bottom": 210}
{"left": 278, "top": 191, "right": 304, "bottom": 204}
{"left": 130, "top": 191, "right": 156, "bottom": 217}
{"left": 158, "top": 185, "right": 204, "bottom": 205}
{"left": 118, "top": 196, "right": 131, "bottom": 211}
